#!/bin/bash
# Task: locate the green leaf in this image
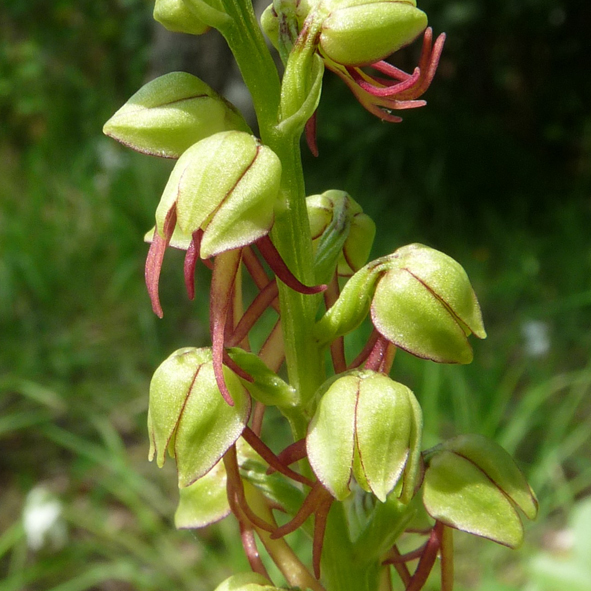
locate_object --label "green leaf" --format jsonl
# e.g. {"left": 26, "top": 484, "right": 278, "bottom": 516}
{"left": 423, "top": 450, "right": 524, "bottom": 548}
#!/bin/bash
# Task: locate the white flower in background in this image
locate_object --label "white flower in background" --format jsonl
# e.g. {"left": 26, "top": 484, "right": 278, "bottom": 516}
{"left": 22, "top": 486, "right": 67, "bottom": 551}
{"left": 521, "top": 320, "right": 550, "bottom": 358}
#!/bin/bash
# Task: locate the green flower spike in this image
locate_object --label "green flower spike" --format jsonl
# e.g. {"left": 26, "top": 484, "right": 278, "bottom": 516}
{"left": 422, "top": 434, "right": 538, "bottom": 548}
{"left": 148, "top": 347, "right": 251, "bottom": 488}
{"left": 319, "top": 0, "right": 428, "bottom": 67}
{"left": 307, "top": 189, "right": 376, "bottom": 281}
{"left": 316, "top": 243, "right": 486, "bottom": 364}
{"left": 306, "top": 370, "right": 420, "bottom": 502}
{"left": 103, "top": 72, "right": 248, "bottom": 159}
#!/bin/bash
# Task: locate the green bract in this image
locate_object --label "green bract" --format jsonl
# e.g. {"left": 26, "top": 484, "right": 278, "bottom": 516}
{"left": 148, "top": 347, "right": 250, "bottom": 487}
{"left": 306, "top": 370, "right": 419, "bottom": 502}
{"left": 319, "top": 0, "right": 427, "bottom": 66}
{"left": 316, "top": 243, "right": 486, "bottom": 364}
{"left": 103, "top": 72, "right": 248, "bottom": 159}
{"left": 154, "top": 0, "right": 210, "bottom": 35}
{"left": 155, "top": 130, "right": 282, "bottom": 258}
{"left": 226, "top": 348, "right": 298, "bottom": 409}
{"left": 422, "top": 434, "right": 538, "bottom": 548}
{"left": 307, "top": 190, "right": 376, "bottom": 279}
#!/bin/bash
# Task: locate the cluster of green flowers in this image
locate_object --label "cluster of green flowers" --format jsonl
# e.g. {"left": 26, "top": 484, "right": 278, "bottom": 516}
{"left": 104, "top": 1, "right": 537, "bottom": 590}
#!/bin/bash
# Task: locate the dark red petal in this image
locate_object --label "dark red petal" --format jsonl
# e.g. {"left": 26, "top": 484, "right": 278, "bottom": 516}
{"left": 183, "top": 229, "right": 203, "bottom": 300}
{"left": 405, "top": 523, "right": 443, "bottom": 591}
{"left": 305, "top": 112, "right": 319, "bottom": 157}
{"left": 145, "top": 206, "right": 177, "bottom": 318}
{"left": 242, "top": 427, "right": 314, "bottom": 487}
{"left": 228, "top": 280, "right": 279, "bottom": 347}
{"left": 312, "top": 493, "right": 334, "bottom": 579}
{"left": 210, "top": 249, "right": 243, "bottom": 406}
{"left": 256, "top": 236, "right": 326, "bottom": 295}
{"left": 271, "top": 482, "right": 325, "bottom": 539}
{"left": 239, "top": 521, "right": 271, "bottom": 579}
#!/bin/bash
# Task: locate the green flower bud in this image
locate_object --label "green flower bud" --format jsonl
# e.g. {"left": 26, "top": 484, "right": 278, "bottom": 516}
{"left": 316, "top": 244, "right": 485, "bottom": 363}
{"left": 371, "top": 243, "right": 486, "bottom": 363}
{"left": 307, "top": 370, "right": 420, "bottom": 502}
{"left": 155, "top": 131, "right": 282, "bottom": 258}
{"left": 174, "top": 458, "right": 230, "bottom": 529}
{"left": 422, "top": 434, "right": 538, "bottom": 548}
{"left": 307, "top": 190, "right": 376, "bottom": 278}
{"left": 213, "top": 573, "right": 281, "bottom": 591}
{"left": 154, "top": 0, "right": 210, "bottom": 35}
{"left": 148, "top": 347, "right": 251, "bottom": 488}
{"left": 319, "top": 0, "right": 428, "bottom": 66}
{"left": 260, "top": 0, "right": 313, "bottom": 49}
{"left": 103, "top": 72, "right": 248, "bottom": 159}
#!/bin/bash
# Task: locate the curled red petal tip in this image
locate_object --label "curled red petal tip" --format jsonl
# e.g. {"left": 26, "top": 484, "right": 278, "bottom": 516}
{"left": 257, "top": 235, "right": 326, "bottom": 295}
{"left": 145, "top": 206, "right": 177, "bottom": 318}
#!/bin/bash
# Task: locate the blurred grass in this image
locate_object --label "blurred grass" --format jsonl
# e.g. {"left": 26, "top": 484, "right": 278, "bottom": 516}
{"left": 2, "top": 0, "right": 591, "bottom": 589}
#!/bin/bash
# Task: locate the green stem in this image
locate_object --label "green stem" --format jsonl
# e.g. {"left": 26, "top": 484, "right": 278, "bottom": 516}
{"left": 220, "top": 0, "right": 325, "bottom": 413}
{"left": 322, "top": 503, "right": 381, "bottom": 591}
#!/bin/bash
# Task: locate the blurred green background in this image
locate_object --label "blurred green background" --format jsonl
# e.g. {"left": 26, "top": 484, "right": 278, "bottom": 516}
{"left": 1, "top": 0, "right": 590, "bottom": 589}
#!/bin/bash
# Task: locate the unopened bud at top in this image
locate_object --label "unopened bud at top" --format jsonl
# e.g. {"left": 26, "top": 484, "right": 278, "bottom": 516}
{"left": 103, "top": 72, "right": 248, "bottom": 159}
{"left": 319, "top": 0, "right": 428, "bottom": 66}
{"left": 154, "top": 0, "right": 210, "bottom": 35}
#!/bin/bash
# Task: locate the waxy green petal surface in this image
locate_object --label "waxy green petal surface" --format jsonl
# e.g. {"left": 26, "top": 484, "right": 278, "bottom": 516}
{"left": 397, "top": 244, "right": 486, "bottom": 338}
{"left": 307, "top": 375, "right": 359, "bottom": 500}
{"left": 355, "top": 373, "right": 412, "bottom": 501}
{"left": 175, "top": 362, "right": 250, "bottom": 487}
{"left": 103, "top": 73, "right": 244, "bottom": 159}
{"left": 200, "top": 144, "right": 281, "bottom": 257}
{"left": 372, "top": 268, "right": 473, "bottom": 363}
{"left": 320, "top": 2, "right": 427, "bottom": 66}
{"left": 442, "top": 434, "right": 538, "bottom": 520}
{"left": 423, "top": 450, "right": 524, "bottom": 548}
{"left": 148, "top": 347, "right": 213, "bottom": 467}
{"left": 174, "top": 459, "right": 230, "bottom": 528}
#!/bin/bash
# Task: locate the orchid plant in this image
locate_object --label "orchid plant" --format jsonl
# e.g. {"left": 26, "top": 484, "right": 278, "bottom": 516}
{"left": 103, "top": 0, "right": 538, "bottom": 589}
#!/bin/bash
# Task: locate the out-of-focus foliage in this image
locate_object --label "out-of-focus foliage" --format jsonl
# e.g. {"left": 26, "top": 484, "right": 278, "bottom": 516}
{"left": 0, "top": 0, "right": 152, "bottom": 152}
